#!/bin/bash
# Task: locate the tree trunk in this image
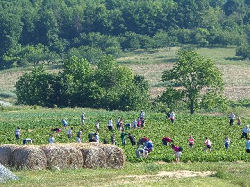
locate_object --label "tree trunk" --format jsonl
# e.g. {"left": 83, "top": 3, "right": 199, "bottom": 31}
{"left": 190, "top": 99, "right": 195, "bottom": 114}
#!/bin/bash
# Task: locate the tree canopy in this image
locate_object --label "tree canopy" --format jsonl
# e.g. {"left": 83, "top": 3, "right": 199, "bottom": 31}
{"left": 161, "top": 50, "right": 224, "bottom": 114}
{"left": 0, "top": 0, "right": 249, "bottom": 68}
{"left": 15, "top": 55, "right": 149, "bottom": 111}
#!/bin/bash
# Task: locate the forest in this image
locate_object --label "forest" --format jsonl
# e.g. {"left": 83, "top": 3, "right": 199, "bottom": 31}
{"left": 0, "top": 0, "right": 250, "bottom": 68}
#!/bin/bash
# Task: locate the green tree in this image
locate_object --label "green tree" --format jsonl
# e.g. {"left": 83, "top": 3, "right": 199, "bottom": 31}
{"left": 161, "top": 50, "right": 224, "bottom": 114}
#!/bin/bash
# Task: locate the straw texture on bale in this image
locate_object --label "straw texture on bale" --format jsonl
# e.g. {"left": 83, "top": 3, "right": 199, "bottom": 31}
{"left": 76, "top": 144, "right": 106, "bottom": 169}
{"left": 0, "top": 144, "right": 19, "bottom": 166}
{"left": 40, "top": 144, "right": 83, "bottom": 169}
{"left": 101, "top": 145, "right": 125, "bottom": 168}
{"left": 11, "top": 146, "right": 47, "bottom": 170}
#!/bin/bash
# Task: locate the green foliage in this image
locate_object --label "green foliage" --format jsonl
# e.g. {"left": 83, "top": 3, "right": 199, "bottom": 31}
{"left": 236, "top": 44, "right": 250, "bottom": 59}
{"left": 15, "top": 55, "right": 150, "bottom": 110}
{"left": 161, "top": 50, "right": 224, "bottom": 114}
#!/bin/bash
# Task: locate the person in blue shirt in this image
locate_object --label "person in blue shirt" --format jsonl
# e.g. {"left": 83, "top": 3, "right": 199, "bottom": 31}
{"left": 246, "top": 137, "right": 250, "bottom": 153}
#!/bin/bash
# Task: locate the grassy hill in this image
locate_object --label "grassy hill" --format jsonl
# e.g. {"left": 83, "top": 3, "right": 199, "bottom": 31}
{"left": 0, "top": 47, "right": 250, "bottom": 105}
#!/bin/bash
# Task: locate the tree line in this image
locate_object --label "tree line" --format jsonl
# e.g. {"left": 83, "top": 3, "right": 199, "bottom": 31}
{"left": 0, "top": 0, "right": 250, "bottom": 68}
{"left": 16, "top": 50, "right": 225, "bottom": 114}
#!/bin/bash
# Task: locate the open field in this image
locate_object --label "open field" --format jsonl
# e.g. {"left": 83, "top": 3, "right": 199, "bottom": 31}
{"left": 0, "top": 47, "right": 250, "bottom": 103}
{"left": 2, "top": 161, "right": 250, "bottom": 187}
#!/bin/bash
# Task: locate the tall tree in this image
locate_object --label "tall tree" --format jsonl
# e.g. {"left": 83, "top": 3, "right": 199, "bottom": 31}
{"left": 161, "top": 50, "right": 224, "bottom": 114}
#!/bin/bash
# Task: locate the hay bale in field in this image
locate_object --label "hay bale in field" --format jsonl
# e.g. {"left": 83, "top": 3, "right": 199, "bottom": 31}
{"left": 11, "top": 146, "right": 47, "bottom": 170}
{"left": 0, "top": 144, "right": 19, "bottom": 166}
{"left": 101, "top": 145, "right": 125, "bottom": 168}
{"left": 40, "top": 144, "right": 83, "bottom": 169}
{"left": 77, "top": 144, "right": 107, "bottom": 169}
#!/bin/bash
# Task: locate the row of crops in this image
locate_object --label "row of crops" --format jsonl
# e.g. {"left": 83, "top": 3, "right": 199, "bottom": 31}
{"left": 0, "top": 107, "right": 250, "bottom": 162}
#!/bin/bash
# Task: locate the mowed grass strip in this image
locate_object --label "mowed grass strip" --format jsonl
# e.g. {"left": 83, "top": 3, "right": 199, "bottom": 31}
{"left": 3, "top": 162, "right": 249, "bottom": 187}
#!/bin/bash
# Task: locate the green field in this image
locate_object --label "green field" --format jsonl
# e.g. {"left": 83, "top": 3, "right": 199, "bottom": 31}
{"left": 0, "top": 107, "right": 250, "bottom": 163}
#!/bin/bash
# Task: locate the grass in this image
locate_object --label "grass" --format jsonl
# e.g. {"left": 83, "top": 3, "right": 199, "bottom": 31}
{"left": 2, "top": 162, "right": 250, "bottom": 187}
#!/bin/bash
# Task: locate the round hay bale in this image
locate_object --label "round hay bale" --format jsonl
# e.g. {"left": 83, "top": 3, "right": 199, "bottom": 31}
{"left": 11, "top": 146, "right": 47, "bottom": 170}
{"left": 0, "top": 144, "right": 19, "bottom": 166}
{"left": 58, "top": 145, "right": 83, "bottom": 169}
{"left": 101, "top": 145, "right": 125, "bottom": 168}
{"left": 40, "top": 145, "right": 67, "bottom": 169}
{"left": 76, "top": 144, "right": 107, "bottom": 169}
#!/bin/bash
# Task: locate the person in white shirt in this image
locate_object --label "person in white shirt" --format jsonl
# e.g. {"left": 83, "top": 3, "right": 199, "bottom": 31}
{"left": 81, "top": 112, "right": 86, "bottom": 126}
{"left": 96, "top": 120, "right": 100, "bottom": 133}
{"left": 170, "top": 112, "right": 175, "bottom": 123}
{"left": 108, "top": 118, "right": 113, "bottom": 131}
{"left": 241, "top": 125, "right": 250, "bottom": 139}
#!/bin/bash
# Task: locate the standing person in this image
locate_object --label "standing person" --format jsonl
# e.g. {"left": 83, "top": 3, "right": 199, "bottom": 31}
{"left": 128, "top": 133, "right": 136, "bottom": 146}
{"left": 237, "top": 117, "right": 241, "bottom": 125}
{"left": 15, "top": 127, "right": 21, "bottom": 140}
{"left": 140, "top": 110, "right": 145, "bottom": 120}
{"left": 116, "top": 117, "right": 121, "bottom": 130}
{"left": 241, "top": 125, "right": 250, "bottom": 139}
{"left": 246, "top": 137, "right": 250, "bottom": 153}
{"left": 170, "top": 112, "right": 175, "bottom": 123}
{"left": 67, "top": 127, "right": 73, "bottom": 139}
{"left": 81, "top": 112, "right": 86, "bottom": 126}
{"left": 137, "top": 117, "right": 141, "bottom": 128}
{"left": 121, "top": 130, "right": 128, "bottom": 146}
{"left": 133, "top": 119, "right": 137, "bottom": 129}
{"left": 61, "top": 119, "right": 68, "bottom": 128}
{"left": 48, "top": 134, "right": 55, "bottom": 144}
{"left": 188, "top": 135, "right": 195, "bottom": 148}
{"left": 76, "top": 129, "right": 83, "bottom": 143}
{"left": 204, "top": 137, "right": 212, "bottom": 152}
{"left": 229, "top": 112, "right": 235, "bottom": 125}
{"left": 224, "top": 135, "right": 230, "bottom": 150}
{"left": 108, "top": 118, "right": 113, "bottom": 131}
{"left": 111, "top": 133, "right": 116, "bottom": 145}
{"left": 119, "top": 118, "right": 124, "bottom": 131}
{"left": 95, "top": 120, "right": 100, "bottom": 133}
{"left": 141, "top": 118, "right": 145, "bottom": 128}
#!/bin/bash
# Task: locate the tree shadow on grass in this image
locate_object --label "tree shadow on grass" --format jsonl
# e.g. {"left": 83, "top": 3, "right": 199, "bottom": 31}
{"left": 224, "top": 57, "right": 243, "bottom": 61}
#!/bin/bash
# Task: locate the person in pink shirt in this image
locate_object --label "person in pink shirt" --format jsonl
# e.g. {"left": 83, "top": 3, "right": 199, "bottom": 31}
{"left": 188, "top": 135, "right": 195, "bottom": 148}
{"left": 171, "top": 144, "right": 183, "bottom": 162}
{"left": 237, "top": 116, "right": 241, "bottom": 125}
{"left": 162, "top": 137, "right": 172, "bottom": 146}
{"left": 204, "top": 137, "right": 212, "bottom": 152}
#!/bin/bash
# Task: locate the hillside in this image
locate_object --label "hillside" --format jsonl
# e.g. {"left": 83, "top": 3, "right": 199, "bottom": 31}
{"left": 1, "top": 47, "right": 250, "bottom": 105}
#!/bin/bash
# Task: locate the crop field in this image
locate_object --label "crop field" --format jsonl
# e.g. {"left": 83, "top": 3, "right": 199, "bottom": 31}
{"left": 1, "top": 107, "right": 250, "bottom": 163}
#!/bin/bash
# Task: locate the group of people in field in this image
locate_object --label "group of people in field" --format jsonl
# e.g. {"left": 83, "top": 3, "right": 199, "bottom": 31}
{"left": 14, "top": 111, "right": 250, "bottom": 162}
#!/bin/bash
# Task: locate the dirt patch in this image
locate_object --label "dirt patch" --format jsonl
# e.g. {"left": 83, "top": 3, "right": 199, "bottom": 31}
{"left": 123, "top": 170, "right": 215, "bottom": 179}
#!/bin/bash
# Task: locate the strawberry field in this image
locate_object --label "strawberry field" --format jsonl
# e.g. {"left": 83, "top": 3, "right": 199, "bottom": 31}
{"left": 0, "top": 107, "right": 250, "bottom": 163}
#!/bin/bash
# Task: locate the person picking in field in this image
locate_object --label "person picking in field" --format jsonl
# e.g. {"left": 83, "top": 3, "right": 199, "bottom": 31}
{"left": 67, "top": 127, "right": 73, "bottom": 139}
{"left": 224, "top": 135, "right": 230, "bottom": 150}
{"left": 169, "top": 111, "right": 176, "bottom": 123}
{"left": 237, "top": 116, "right": 241, "bottom": 125}
{"left": 188, "top": 135, "right": 195, "bottom": 148}
{"left": 162, "top": 137, "right": 172, "bottom": 146}
{"left": 229, "top": 112, "right": 235, "bottom": 125}
{"left": 128, "top": 133, "right": 136, "bottom": 146}
{"left": 76, "top": 129, "right": 83, "bottom": 143}
{"left": 61, "top": 119, "right": 68, "bottom": 128}
{"left": 111, "top": 133, "right": 115, "bottom": 145}
{"left": 241, "top": 125, "right": 250, "bottom": 139}
{"left": 15, "top": 127, "right": 21, "bottom": 140}
{"left": 48, "top": 134, "right": 55, "bottom": 144}
{"left": 108, "top": 118, "right": 113, "bottom": 131}
{"left": 246, "top": 137, "right": 250, "bottom": 153}
{"left": 120, "top": 130, "right": 128, "bottom": 146}
{"left": 204, "top": 137, "right": 212, "bottom": 152}
{"left": 81, "top": 112, "right": 86, "bottom": 126}
{"left": 171, "top": 144, "right": 182, "bottom": 163}
{"left": 95, "top": 120, "right": 100, "bottom": 133}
